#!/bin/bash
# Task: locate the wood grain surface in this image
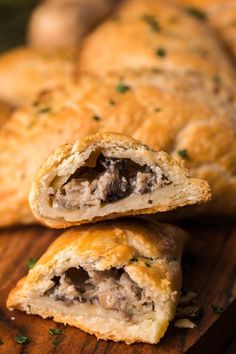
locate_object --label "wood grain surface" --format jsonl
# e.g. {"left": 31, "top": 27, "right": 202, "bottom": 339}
{"left": 0, "top": 219, "right": 235, "bottom": 354}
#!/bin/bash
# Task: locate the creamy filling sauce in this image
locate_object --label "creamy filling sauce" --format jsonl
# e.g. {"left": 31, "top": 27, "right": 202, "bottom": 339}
{"left": 45, "top": 267, "right": 155, "bottom": 321}
{"left": 52, "top": 155, "right": 171, "bottom": 210}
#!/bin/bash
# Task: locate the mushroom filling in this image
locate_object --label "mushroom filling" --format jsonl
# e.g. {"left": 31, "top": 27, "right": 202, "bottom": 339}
{"left": 52, "top": 154, "right": 171, "bottom": 209}
{"left": 46, "top": 267, "right": 155, "bottom": 320}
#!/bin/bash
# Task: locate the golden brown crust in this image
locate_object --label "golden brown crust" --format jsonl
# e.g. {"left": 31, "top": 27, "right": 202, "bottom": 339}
{"left": 0, "top": 67, "right": 235, "bottom": 227}
{"left": 0, "top": 46, "right": 76, "bottom": 106}
{"left": 29, "top": 131, "right": 210, "bottom": 228}
{"left": 78, "top": 0, "right": 235, "bottom": 83}
{"left": 7, "top": 219, "right": 186, "bottom": 344}
{"left": 175, "top": 1, "right": 236, "bottom": 62}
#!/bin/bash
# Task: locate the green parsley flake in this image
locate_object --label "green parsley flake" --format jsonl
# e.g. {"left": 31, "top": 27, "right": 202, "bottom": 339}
{"left": 0, "top": 339, "right": 4, "bottom": 345}
{"left": 48, "top": 328, "right": 62, "bottom": 336}
{"left": 52, "top": 338, "right": 61, "bottom": 346}
{"left": 145, "top": 261, "right": 151, "bottom": 268}
{"left": 190, "top": 307, "right": 204, "bottom": 321}
{"left": 186, "top": 7, "right": 206, "bottom": 20}
{"left": 92, "top": 115, "right": 101, "bottom": 121}
{"left": 178, "top": 149, "right": 189, "bottom": 159}
{"left": 131, "top": 256, "right": 138, "bottom": 262}
{"left": 142, "top": 14, "right": 160, "bottom": 32}
{"left": 15, "top": 335, "right": 29, "bottom": 344}
{"left": 156, "top": 48, "right": 166, "bottom": 57}
{"left": 27, "top": 258, "right": 36, "bottom": 270}
{"left": 213, "top": 75, "right": 221, "bottom": 84}
{"left": 37, "top": 107, "right": 51, "bottom": 115}
{"left": 211, "top": 305, "right": 224, "bottom": 314}
{"left": 116, "top": 82, "right": 131, "bottom": 93}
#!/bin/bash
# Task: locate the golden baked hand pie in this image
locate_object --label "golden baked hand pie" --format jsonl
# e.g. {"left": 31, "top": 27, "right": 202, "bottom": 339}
{"left": 7, "top": 219, "right": 186, "bottom": 344}
{"left": 78, "top": 0, "right": 235, "bottom": 84}
{"left": 0, "top": 46, "right": 76, "bottom": 106}
{"left": 29, "top": 132, "right": 210, "bottom": 228}
{"left": 0, "top": 68, "right": 234, "bottom": 227}
{"left": 175, "top": 0, "right": 236, "bottom": 63}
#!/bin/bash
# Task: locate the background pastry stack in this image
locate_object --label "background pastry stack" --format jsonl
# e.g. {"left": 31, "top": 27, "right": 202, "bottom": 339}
{"left": 0, "top": 0, "right": 235, "bottom": 349}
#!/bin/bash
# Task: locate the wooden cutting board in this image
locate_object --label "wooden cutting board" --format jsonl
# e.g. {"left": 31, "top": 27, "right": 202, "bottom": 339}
{"left": 0, "top": 219, "right": 235, "bottom": 354}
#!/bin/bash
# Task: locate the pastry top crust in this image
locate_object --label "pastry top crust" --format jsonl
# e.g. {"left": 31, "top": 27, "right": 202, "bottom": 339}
{"left": 78, "top": 0, "right": 235, "bottom": 83}
{"left": 175, "top": 0, "right": 236, "bottom": 62}
{"left": 7, "top": 219, "right": 186, "bottom": 306}
{"left": 0, "top": 46, "right": 76, "bottom": 106}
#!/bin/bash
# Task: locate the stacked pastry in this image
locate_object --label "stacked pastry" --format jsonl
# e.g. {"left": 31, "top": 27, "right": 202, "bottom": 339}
{"left": 7, "top": 132, "right": 210, "bottom": 344}
{"left": 3, "top": 0, "right": 236, "bottom": 345}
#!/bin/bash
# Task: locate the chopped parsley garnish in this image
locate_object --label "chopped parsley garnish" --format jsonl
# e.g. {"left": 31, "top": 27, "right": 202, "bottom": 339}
{"left": 33, "top": 100, "right": 40, "bottom": 107}
{"left": 131, "top": 256, "right": 138, "bottom": 262}
{"left": 37, "top": 107, "right": 51, "bottom": 115}
{"left": 186, "top": 7, "right": 206, "bottom": 21}
{"left": 213, "top": 75, "right": 221, "bottom": 84}
{"left": 48, "top": 328, "right": 62, "bottom": 336}
{"left": 0, "top": 339, "right": 4, "bottom": 345}
{"left": 145, "top": 261, "right": 151, "bottom": 268}
{"left": 116, "top": 82, "right": 131, "bottom": 93}
{"left": 155, "top": 48, "right": 166, "bottom": 57}
{"left": 190, "top": 307, "right": 204, "bottom": 321}
{"left": 150, "top": 67, "right": 162, "bottom": 74}
{"left": 27, "top": 258, "right": 36, "bottom": 270}
{"left": 92, "top": 115, "right": 101, "bottom": 121}
{"left": 15, "top": 335, "right": 29, "bottom": 344}
{"left": 211, "top": 305, "right": 224, "bottom": 314}
{"left": 141, "top": 14, "right": 160, "bottom": 32}
{"left": 178, "top": 149, "right": 189, "bottom": 159}
{"left": 52, "top": 338, "right": 61, "bottom": 346}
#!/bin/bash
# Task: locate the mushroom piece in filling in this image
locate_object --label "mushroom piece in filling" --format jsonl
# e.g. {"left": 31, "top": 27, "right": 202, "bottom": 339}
{"left": 45, "top": 267, "right": 155, "bottom": 321}
{"left": 52, "top": 154, "right": 171, "bottom": 210}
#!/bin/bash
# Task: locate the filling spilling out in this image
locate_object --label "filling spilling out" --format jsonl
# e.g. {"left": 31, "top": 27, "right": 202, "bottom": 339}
{"left": 52, "top": 154, "right": 171, "bottom": 209}
{"left": 45, "top": 267, "right": 155, "bottom": 321}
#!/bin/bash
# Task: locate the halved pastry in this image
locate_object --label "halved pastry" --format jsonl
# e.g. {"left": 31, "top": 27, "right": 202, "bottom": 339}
{"left": 29, "top": 132, "right": 210, "bottom": 228}
{"left": 7, "top": 219, "right": 186, "bottom": 344}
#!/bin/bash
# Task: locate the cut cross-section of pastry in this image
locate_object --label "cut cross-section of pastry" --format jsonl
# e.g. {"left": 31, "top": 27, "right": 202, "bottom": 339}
{"left": 29, "top": 132, "right": 210, "bottom": 228}
{"left": 7, "top": 219, "right": 187, "bottom": 344}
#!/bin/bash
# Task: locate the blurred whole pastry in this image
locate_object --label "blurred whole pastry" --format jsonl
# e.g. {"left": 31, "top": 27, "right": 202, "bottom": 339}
{"left": 28, "top": 0, "right": 118, "bottom": 48}
{"left": 29, "top": 132, "right": 210, "bottom": 228}
{"left": 7, "top": 219, "right": 186, "bottom": 344}
{"left": 175, "top": 0, "right": 236, "bottom": 62}
{"left": 0, "top": 46, "right": 76, "bottom": 106}
{"left": 78, "top": 0, "right": 235, "bottom": 84}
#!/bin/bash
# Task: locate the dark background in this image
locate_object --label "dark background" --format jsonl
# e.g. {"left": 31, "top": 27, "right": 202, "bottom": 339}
{"left": 0, "top": 0, "right": 39, "bottom": 52}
